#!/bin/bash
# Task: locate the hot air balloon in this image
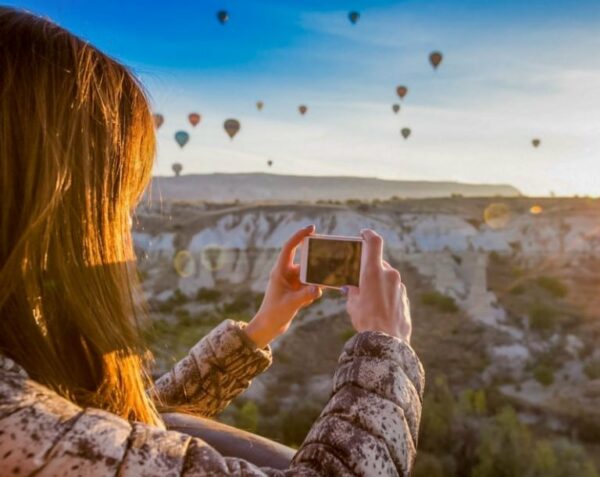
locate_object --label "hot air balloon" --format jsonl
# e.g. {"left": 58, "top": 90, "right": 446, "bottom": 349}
{"left": 401, "top": 128, "right": 411, "bottom": 139}
{"left": 348, "top": 11, "right": 360, "bottom": 24}
{"left": 392, "top": 104, "right": 400, "bottom": 114}
{"left": 172, "top": 163, "right": 183, "bottom": 177}
{"left": 267, "top": 160, "right": 273, "bottom": 167}
{"left": 174, "top": 131, "right": 190, "bottom": 148}
{"left": 396, "top": 86, "right": 408, "bottom": 99}
{"left": 256, "top": 101, "right": 264, "bottom": 111}
{"left": 298, "top": 105, "right": 308, "bottom": 115}
{"left": 532, "top": 138, "right": 541, "bottom": 148}
{"left": 153, "top": 113, "right": 164, "bottom": 129}
{"left": 429, "top": 51, "right": 443, "bottom": 70}
{"left": 188, "top": 113, "right": 201, "bottom": 127}
{"left": 224, "top": 119, "right": 240, "bottom": 139}
{"left": 217, "top": 10, "right": 229, "bottom": 24}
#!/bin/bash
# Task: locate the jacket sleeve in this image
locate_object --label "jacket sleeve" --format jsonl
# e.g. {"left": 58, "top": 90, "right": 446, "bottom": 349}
{"left": 151, "top": 319, "right": 273, "bottom": 417}
{"left": 0, "top": 330, "right": 424, "bottom": 476}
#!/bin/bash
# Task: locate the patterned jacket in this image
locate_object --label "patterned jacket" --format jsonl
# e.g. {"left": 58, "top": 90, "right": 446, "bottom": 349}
{"left": 0, "top": 319, "right": 425, "bottom": 476}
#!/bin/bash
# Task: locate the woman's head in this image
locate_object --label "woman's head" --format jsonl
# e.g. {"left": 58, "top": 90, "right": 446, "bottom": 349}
{"left": 0, "top": 8, "right": 160, "bottom": 424}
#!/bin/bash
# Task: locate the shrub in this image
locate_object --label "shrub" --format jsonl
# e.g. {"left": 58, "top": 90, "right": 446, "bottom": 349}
{"left": 528, "top": 304, "right": 557, "bottom": 331}
{"left": 413, "top": 452, "right": 447, "bottom": 477}
{"left": 537, "top": 276, "right": 568, "bottom": 298}
{"left": 421, "top": 292, "right": 458, "bottom": 313}
{"left": 509, "top": 284, "right": 525, "bottom": 295}
{"left": 222, "top": 291, "right": 260, "bottom": 315}
{"left": 280, "top": 404, "right": 322, "bottom": 447}
{"left": 583, "top": 358, "right": 600, "bottom": 380}
{"left": 340, "top": 328, "right": 356, "bottom": 342}
{"left": 533, "top": 365, "right": 554, "bottom": 386}
{"left": 234, "top": 401, "right": 259, "bottom": 434}
{"left": 196, "top": 287, "right": 222, "bottom": 302}
{"left": 171, "top": 288, "right": 188, "bottom": 305}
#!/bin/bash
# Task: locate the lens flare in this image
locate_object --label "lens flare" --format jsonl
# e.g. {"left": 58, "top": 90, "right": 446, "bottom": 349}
{"left": 529, "top": 205, "right": 543, "bottom": 215}
{"left": 200, "top": 244, "right": 226, "bottom": 272}
{"left": 173, "top": 250, "right": 196, "bottom": 278}
{"left": 483, "top": 203, "right": 511, "bottom": 229}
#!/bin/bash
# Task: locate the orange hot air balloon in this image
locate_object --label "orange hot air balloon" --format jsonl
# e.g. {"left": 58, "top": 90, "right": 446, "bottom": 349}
{"left": 401, "top": 127, "right": 411, "bottom": 139}
{"left": 429, "top": 51, "right": 443, "bottom": 70}
{"left": 532, "top": 138, "right": 541, "bottom": 148}
{"left": 224, "top": 119, "right": 240, "bottom": 139}
{"left": 298, "top": 105, "right": 308, "bottom": 115}
{"left": 396, "top": 86, "right": 408, "bottom": 99}
{"left": 256, "top": 101, "right": 264, "bottom": 111}
{"left": 188, "top": 113, "right": 201, "bottom": 127}
{"left": 153, "top": 113, "right": 164, "bottom": 129}
{"left": 392, "top": 104, "right": 400, "bottom": 114}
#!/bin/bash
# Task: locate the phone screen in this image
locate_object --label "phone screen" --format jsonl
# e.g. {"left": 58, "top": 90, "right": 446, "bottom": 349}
{"left": 306, "top": 238, "right": 362, "bottom": 287}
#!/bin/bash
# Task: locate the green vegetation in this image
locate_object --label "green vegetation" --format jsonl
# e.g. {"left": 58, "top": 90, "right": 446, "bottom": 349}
{"left": 339, "top": 328, "right": 356, "bottom": 342}
{"left": 196, "top": 287, "right": 222, "bottom": 302}
{"left": 156, "top": 288, "right": 189, "bottom": 312}
{"left": 413, "top": 377, "right": 598, "bottom": 477}
{"left": 421, "top": 292, "right": 459, "bottom": 313}
{"left": 537, "top": 276, "right": 568, "bottom": 298}
{"left": 509, "top": 283, "right": 525, "bottom": 295}
{"left": 528, "top": 303, "right": 557, "bottom": 331}
{"left": 533, "top": 365, "right": 555, "bottom": 386}
{"left": 234, "top": 400, "right": 259, "bottom": 433}
{"left": 584, "top": 358, "right": 600, "bottom": 380}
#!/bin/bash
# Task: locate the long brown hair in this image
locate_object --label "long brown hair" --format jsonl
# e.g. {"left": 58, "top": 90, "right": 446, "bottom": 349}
{"left": 0, "top": 8, "right": 162, "bottom": 426}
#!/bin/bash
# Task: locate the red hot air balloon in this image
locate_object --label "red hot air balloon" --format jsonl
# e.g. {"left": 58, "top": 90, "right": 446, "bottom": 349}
{"left": 224, "top": 119, "right": 240, "bottom": 139}
{"left": 188, "top": 113, "right": 201, "bottom": 127}
{"left": 153, "top": 113, "right": 164, "bottom": 129}
{"left": 396, "top": 86, "right": 408, "bottom": 99}
{"left": 401, "top": 128, "right": 411, "bottom": 139}
{"left": 429, "top": 51, "right": 443, "bottom": 70}
{"left": 298, "top": 105, "right": 308, "bottom": 115}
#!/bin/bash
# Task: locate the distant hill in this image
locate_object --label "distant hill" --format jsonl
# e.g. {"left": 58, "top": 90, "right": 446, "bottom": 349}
{"left": 148, "top": 173, "right": 521, "bottom": 202}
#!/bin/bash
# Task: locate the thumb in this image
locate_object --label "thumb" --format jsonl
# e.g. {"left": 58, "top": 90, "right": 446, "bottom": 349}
{"left": 342, "top": 285, "right": 360, "bottom": 299}
{"left": 293, "top": 285, "right": 322, "bottom": 307}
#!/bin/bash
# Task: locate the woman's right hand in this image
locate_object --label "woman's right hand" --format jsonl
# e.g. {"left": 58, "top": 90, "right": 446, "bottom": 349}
{"left": 344, "top": 229, "right": 412, "bottom": 343}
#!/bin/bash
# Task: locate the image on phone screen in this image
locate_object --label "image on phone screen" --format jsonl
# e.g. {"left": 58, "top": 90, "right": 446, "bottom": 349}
{"left": 306, "top": 238, "right": 362, "bottom": 287}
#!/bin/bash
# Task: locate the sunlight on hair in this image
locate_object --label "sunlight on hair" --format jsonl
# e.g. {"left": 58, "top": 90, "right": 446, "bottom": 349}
{"left": 173, "top": 250, "right": 196, "bottom": 277}
{"left": 483, "top": 203, "right": 511, "bottom": 229}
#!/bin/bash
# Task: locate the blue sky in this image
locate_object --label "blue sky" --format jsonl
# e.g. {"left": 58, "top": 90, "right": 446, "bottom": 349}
{"left": 7, "top": 0, "right": 600, "bottom": 196}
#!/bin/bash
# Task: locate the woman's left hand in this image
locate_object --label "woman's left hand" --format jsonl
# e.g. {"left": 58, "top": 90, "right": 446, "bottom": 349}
{"left": 244, "top": 225, "right": 322, "bottom": 348}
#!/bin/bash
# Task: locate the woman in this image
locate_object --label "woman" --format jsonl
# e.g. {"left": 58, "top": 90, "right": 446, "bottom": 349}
{"left": 0, "top": 7, "right": 424, "bottom": 476}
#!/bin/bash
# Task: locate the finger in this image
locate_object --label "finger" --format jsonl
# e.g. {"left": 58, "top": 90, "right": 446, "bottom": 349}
{"left": 360, "top": 228, "right": 383, "bottom": 269}
{"left": 382, "top": 260, "right": 391, "bottom": 269}
{"left": 342, "top": 285, "right": 360, "bottom": 299}
{"left": 293, "top": 284, "right": 322, "bottom": 307}
{"left": 277, "top": 225, "right": 315, "bottom": 271}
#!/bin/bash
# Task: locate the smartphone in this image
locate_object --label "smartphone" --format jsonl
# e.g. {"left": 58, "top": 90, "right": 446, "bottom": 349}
{"left": 300, "top": 234, "right": 363, "bottom": 289}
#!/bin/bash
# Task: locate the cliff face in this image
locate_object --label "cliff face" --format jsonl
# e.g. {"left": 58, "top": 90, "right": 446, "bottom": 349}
{"left": 135, "top": 197, "right": 600, "bottom": 452}
{"left": 134, "top": 200, "right": 599, "bottom": 307}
